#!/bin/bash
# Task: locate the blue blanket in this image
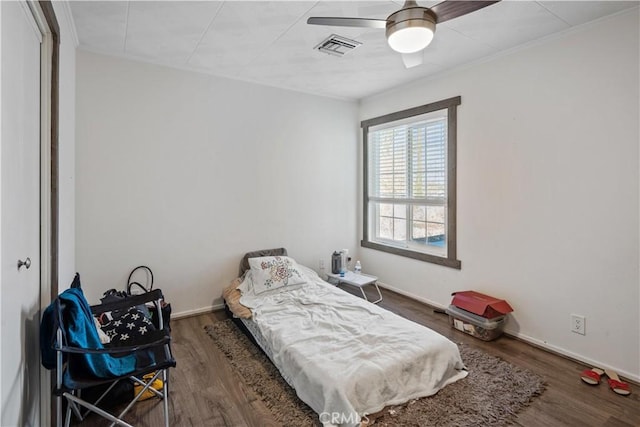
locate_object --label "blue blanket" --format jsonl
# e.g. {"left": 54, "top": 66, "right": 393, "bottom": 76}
{"left": 41, "top": 284, "right": 136, "bottom": 383}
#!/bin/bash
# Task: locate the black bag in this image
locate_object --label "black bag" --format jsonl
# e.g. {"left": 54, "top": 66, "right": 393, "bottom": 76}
{"left": 100, "top": 287, "right": 150, "bottom": 319}
{"left": 100, "top": 288, "right": 128, "bottom": 304}
{"left": 127, "top": 266, "right": 171, "bottom": 331}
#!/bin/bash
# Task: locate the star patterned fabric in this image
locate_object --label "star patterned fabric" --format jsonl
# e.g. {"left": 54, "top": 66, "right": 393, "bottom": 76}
{"left": 97, "top": 305, "right": 156, "bottom": 346}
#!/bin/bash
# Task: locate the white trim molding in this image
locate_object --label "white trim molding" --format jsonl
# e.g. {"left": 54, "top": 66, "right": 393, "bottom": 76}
{"left": 172, "top": 303, "right": 225, "bottom": 320}
{"left": 59, "top": 1, "right": 79, "bottom": 47}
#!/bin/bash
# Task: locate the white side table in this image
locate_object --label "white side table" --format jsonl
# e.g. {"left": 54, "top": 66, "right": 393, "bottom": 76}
{"left": 326, "top": 271, "right": 383, "bottom": 304}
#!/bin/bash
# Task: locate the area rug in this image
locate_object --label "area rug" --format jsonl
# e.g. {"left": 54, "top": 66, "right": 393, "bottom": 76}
{"left": 204, "top": 320, "right": 545, "bottom": 426}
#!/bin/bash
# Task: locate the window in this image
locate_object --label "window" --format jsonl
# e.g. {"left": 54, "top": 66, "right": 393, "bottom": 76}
{"left": 361, "top": 96, "right": 461, "bottom": 269}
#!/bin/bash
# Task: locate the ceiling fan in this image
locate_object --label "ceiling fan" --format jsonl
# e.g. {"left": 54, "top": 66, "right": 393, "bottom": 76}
{"left": 308, "top": 0, "right": 500, "bottom": 68}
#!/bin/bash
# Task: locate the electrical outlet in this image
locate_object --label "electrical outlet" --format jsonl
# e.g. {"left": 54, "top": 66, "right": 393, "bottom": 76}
{"left": 319, "top": 259, "right": 325, "bottom": 270}
{"left": 571, "top": 314, "right": 586, "bottom": 335}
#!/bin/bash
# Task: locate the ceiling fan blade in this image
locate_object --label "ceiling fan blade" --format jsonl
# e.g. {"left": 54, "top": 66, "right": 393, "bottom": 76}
{"left": 401, "top": 51, "right": 424, "bottom": 69}
{"left": 307, "top": 17, "right": 387, "bottom": 29}
{"left": 430, "top": 0, "right": 500, "bottom": 23}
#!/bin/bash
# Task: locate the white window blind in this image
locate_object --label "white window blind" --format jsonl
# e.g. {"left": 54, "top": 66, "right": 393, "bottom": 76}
{"left": 369, "top": 115, "right": 447, "bottom": 203}
{"left": 367, "top": 112, "right": 447, "bottom": 253}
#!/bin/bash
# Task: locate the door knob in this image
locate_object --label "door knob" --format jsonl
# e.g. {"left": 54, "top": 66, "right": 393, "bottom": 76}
{"left": 17, "top": 257, "right": 31, "bottom": 270}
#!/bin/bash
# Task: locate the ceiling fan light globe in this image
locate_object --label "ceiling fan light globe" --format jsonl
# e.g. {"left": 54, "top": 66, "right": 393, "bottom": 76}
{"left": 387, "top": 25, "right": 434, "bottom": 53}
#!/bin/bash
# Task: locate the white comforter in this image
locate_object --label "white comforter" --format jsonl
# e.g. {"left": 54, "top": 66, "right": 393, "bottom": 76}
{"left": 239, "top": 267, "right": 467, "bottom": 427}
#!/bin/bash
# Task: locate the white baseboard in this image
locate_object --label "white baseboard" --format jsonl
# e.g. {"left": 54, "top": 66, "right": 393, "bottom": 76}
{"left": 377, "top": 281, "right": 449, "bottom": 311}
{"left": 172, "top": 303, "right": 225, "bottom": 320}
{"left": 504, "top": 330, "right": 640, "bottom": 384}
{"left": 376, "top": 281, "right": 640, "bottom": 384}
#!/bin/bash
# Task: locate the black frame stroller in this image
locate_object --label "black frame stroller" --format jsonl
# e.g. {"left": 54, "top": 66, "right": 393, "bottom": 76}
{"left": 46, "top": 279, "right": 175, "bottom": 427}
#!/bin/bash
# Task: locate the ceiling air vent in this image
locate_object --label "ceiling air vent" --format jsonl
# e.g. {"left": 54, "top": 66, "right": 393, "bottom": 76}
{"left": 314, "top": 34, "right": 362, "bottom": 57}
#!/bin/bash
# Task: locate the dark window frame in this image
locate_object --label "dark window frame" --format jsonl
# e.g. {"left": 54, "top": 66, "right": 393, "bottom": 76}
{"left": 361, "top": 96, "right": 461, "bottom": 269}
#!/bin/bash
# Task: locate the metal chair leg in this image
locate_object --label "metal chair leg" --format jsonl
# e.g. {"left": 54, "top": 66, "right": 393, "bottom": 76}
{"left": 163, "top": 369, "right": 170, "bottom": 427}
{"left": 56, "top": 394, "right": 62, "bottom": 427}
{"left": 63, "top": 402, "right": 72, "bottom": 427}
{"left": 64, "top": 392, "right": 134, "bottom": 427}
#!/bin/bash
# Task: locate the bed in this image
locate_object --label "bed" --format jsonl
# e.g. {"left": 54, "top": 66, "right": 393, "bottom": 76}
{"left": 223, "top": 248, "right": 467, "bottom": 427}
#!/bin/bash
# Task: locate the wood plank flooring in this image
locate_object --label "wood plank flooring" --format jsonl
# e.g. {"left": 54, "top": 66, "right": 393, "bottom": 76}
{"left": 74, "top": 285, "right": 640, "bottom": 426}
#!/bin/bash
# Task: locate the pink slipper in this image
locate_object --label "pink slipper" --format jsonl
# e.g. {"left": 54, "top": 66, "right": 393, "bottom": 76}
{"left": 580, "top": 368, "right": 604, "bottom": 385}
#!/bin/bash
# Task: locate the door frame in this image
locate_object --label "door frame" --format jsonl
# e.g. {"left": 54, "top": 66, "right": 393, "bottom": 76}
{"left": 24, "top": 1, "right": 59, "bottom": 425}
{"left": 37, "top": 0, "right": 59, "bottom": 308}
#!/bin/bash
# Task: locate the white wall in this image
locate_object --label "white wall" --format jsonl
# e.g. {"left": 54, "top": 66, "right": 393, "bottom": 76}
{"left": 75, "top": 51, "right": 359, "bottom": 315}
{"left": 359, "top": 9, "right": 639, "bottom": 380}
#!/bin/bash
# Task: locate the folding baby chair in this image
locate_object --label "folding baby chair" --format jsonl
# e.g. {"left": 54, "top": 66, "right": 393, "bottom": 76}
{"left": 41, "top": 274, "right": 176, "bottom": 427}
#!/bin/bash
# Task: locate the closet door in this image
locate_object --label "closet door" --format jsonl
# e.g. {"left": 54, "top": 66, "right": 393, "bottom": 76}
{"left": 1, "top": 2, "right": 43, "bottom": 426}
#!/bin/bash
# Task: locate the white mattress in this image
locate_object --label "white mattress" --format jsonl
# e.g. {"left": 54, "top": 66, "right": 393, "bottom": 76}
{"left": 238, "top": 266, "right": 467, "bottom": 427}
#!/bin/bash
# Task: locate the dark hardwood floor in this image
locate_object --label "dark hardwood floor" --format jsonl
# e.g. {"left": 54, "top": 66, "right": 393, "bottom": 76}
{"left": 75, "top": 285, "right": 640, "bottom": 426}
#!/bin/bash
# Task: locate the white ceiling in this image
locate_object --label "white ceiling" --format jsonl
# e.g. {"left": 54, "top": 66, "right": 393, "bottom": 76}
{"left": 69, "top": 1, "right": 638, "bottom": 100}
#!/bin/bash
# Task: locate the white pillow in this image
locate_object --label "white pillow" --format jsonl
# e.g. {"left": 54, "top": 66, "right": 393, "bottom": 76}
{"left": 248, "top": 256, "right": 307, "bottom": 294}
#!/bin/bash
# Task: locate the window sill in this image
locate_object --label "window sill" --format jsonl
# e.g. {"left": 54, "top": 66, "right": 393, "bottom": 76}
{"left": 361, "top": 240, "right": 461, "bottom": 270}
